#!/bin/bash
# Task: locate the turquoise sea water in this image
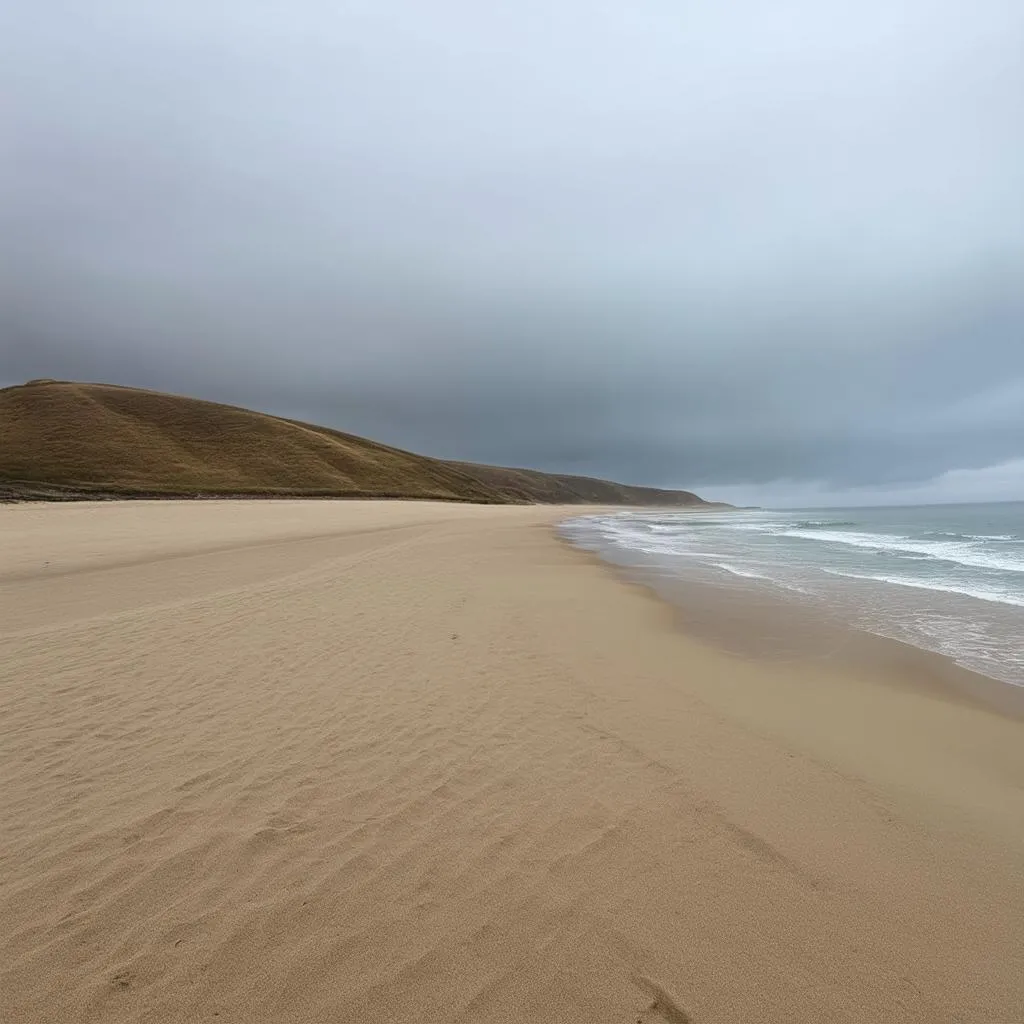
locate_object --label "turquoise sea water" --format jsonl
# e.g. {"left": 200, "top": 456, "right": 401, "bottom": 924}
{"left": 562, "top": 502, "right": 1024, "bottom": 687}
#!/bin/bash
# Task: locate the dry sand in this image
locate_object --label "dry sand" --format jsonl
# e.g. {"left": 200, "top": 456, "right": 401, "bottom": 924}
{"left": 2, "top": 500, "right": 1022, "bottom": 1023}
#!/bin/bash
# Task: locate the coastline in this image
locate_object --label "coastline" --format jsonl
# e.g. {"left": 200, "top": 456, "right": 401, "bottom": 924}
{"left": 576, "top": 546, "right": 1024, "bottom": 720}
{"left": 2, "top": 500, "right": 1022, "bottom": 1023}
{"left": 559, "top": 503, "right": 1024, "bottom": 692}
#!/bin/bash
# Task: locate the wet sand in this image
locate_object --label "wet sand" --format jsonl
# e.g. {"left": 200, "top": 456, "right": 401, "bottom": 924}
{"left": 2, "top": 500, "right": 1022, "bottom": 1023}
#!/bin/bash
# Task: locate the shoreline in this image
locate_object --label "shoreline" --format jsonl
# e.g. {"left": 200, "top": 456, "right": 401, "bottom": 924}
{"left": 557, "top": 508, "right": 1024, "bottom": 705}
{"left": 575, "top": 544, "right": 1024, "bottom": 720}
{"left": 2, "top": 500, "right": 1022, "bottom": 1022}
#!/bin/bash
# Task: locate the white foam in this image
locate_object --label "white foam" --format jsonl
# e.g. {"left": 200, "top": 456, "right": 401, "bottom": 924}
{"left": 712, "top": 562, "right": 771, "bottom": 580}
{"left": 780, "top": 529, "right": 1024, "bottom": 575}
{"left": 821, "top": 568, "right": 1024, "bottom": 608}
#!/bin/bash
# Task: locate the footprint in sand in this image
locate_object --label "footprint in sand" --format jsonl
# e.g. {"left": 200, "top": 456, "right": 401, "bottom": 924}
{"left": 632, "top": 974, "right": 692, "bottom": 1023}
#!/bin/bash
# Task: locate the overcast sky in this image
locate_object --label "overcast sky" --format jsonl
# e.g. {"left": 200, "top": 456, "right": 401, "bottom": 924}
{"left": 3, "top": 1, "right": 1022, "bottom": 506}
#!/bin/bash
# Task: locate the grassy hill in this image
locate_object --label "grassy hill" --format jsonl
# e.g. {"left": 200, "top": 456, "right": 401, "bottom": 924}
{"left": 0, "top": 380, "right": 714, "bottom": 506}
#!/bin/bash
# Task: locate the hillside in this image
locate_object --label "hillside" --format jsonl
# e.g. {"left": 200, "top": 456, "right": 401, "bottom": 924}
{"left": 0, "top": 380, "right": 714, "bottom": 506}
{"left": 451, "top": 461, "right": 707, "bottom": 506}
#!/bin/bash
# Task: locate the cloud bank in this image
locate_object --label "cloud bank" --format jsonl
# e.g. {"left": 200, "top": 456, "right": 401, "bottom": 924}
{"left": 3, "top": 1, "right": 1023, "bottom": 504}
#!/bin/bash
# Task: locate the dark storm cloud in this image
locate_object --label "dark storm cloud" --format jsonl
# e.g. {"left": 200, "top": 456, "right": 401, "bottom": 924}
{"left": 3, "top": 1, "right": 1023, "bottom": 502}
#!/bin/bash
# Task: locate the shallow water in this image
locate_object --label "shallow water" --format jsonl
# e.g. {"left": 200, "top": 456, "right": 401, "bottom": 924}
{"left": 562, "top": 502, "right": 1024, "bottom": 687}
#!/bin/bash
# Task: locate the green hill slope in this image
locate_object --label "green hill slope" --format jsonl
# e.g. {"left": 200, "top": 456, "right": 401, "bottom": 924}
{"left": 0, "top": 380, "right": 713, "bottom": 506}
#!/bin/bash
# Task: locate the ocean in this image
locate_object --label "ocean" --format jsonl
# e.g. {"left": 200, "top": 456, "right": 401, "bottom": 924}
{"left": 561, "top": 502, "right": 1024, "bottom": 687}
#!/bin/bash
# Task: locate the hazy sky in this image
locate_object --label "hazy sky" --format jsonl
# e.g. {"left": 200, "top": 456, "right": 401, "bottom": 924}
{"left": 3, "top": 1, "right": 1023, "bottom": 506}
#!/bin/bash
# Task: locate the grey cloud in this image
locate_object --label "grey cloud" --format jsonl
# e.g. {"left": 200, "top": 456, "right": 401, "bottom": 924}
{"left": 3, "top": 0, "right": 1023, "bottom": 503}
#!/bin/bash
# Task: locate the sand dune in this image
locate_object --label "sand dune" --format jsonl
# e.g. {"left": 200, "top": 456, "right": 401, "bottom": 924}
{"left": 2, "top": 501, "right": 1022, "bottom": 1023}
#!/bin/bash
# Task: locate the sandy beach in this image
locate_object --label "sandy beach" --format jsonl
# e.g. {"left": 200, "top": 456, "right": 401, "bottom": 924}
{"left": 2, "top": 500, "right": 1022, "bottom": 1024}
